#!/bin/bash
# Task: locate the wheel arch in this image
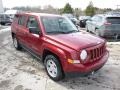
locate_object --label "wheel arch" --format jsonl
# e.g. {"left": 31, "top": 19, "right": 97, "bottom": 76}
{"left": 42, "top": 48, "right": 65, "bottom": 75}
{"left": 11, "top": 32, "right": 15, "bottom": 39}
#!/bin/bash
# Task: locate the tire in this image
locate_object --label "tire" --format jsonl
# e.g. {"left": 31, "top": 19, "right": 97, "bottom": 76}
{"left": 1, "top": 22, "right": 5, "bottom": 25}
{"left": 13, "top": 36, "right": 22, "bottom": 50}
{"left": 44, "top": 55, "right": 64, "bottom": 81}
{"left": 80, "top": 21, "right": 83, "bottom": 27}
{"left": 86, "top": 25, "right": 89, "bottom": 32}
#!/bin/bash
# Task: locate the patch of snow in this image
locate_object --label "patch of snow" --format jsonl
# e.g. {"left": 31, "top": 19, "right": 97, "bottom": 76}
{"left": 0, "top": 27, "right": 11, "bottom": 34}
{"left": 107, "top": 42, "right": 120, "bottom": 45}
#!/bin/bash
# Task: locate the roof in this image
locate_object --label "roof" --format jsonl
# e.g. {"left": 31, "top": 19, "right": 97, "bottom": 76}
{"left": 95, "top": 14, "right": 120, "bottom": 18}
{"left": 105, "top": 14, "right": 120, "bottom": 18}
{"left": 17, "top": 12, "right": 62, "bottom": 17}
{"left": 5, "top": 10, "right": 18, "bottom": 14}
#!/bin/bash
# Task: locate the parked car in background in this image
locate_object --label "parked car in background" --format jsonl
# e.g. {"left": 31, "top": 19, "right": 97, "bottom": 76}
{"left": 11, "top": 13, "right": 109, "bottom": 81}
{"left": 62, "top": 14, "right": 79, "bottom": 26}
{"left": 79, "top": 16, "right": 91, "bottom": 28}
{"left": 0, "top": 13, "right": 12, "bottom": 25}
{"left": 5, "top": 10, "right": 19, "bottom": 20}
{"left": 86, "top": 14, "right": 120, "bottom": 38}
{"left": 105, "top": 11, "right": 120, "bottom": 15}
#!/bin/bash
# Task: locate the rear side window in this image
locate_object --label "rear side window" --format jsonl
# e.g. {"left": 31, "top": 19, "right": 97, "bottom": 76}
{"left": 91, "top": 16, "right": 97, "bottom": 21}
{"left": 13, "top": 15, "right": 19, "bottom": 24}
{"left": 107, "top": 17, "right": 120, "bottom": 24}
{"left": 18, "top": 15, "right": 27, "bottom": 26}
{"left": 92, "top": 16, "right": 103, "bottom": 22}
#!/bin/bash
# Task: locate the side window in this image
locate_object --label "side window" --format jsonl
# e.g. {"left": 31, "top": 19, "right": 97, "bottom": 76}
{"left": 27, "top": 16, "right": 40, "bottom": 34}
{"left": 96, "top": 16, "right": 103, "bottom": 22}
{"left": 91, "top": 16, "right": 97, "bottom": 21}
{"left": 18, "top": 16, "right": 27, "bottom": 26}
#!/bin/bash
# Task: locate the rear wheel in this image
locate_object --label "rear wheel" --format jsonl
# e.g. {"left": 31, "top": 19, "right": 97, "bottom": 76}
{"left": 86, "top": 25, "right": 89, "bottom": 32}
{"left": 13, "top": 36, "right": 22, "bottom": 50}
{"left": 44, "top": 55, "right": 64, "bottom": 81}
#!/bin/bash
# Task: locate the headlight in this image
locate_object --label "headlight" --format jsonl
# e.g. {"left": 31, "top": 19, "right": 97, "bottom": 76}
{"left": 80, "top": 50, "right": 88, "bottom": 61}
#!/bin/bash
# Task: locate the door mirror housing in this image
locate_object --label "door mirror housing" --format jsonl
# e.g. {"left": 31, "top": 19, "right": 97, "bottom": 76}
{"left": 29, "top": 27, "right": 40, "bottom": 35}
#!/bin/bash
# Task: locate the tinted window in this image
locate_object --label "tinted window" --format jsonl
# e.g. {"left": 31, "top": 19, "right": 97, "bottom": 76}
{"left": 27, "top": 17, "right": 40, "bottom": 31}
{"left": 18, "top": 16, "right": 27, "bottom": 26}
{"left": 107, "top": 17, "right": 120, "bottom": 24}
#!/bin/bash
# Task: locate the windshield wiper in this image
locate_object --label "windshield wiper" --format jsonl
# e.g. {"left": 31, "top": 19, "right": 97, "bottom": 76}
{"left": 47, "top": 31, "right": 67, "bottom": 34}
{"left": 65, "top": 30, "right": 80, "bottom": 33}
{"left": 47, "top": 30, "right": 80, "bottom": 34}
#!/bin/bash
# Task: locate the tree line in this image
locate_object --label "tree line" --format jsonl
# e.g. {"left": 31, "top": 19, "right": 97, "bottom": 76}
{"left": 4, "top": 1, "right": 114, "bottom": 17}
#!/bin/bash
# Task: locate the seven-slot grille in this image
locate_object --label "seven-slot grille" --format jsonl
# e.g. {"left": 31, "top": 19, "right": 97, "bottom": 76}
{"left": 88, "top": 43, "right": 105, "bottom": 62}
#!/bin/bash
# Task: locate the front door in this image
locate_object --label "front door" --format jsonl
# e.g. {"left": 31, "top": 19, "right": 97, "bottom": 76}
{"left": 26, "top": 16, "right": 43, "bottom": 56}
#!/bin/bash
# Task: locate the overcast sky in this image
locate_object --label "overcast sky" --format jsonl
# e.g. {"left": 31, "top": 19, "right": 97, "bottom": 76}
{"left": 2, "top": 0, "right": 120, "bottom": 10}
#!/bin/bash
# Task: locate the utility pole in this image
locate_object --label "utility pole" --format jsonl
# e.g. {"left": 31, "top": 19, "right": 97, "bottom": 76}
{"left": 0, "top": 0, "right": 4, "bottom": 13}
{"left": 116, "top": 5, "right": 120, "bottom": 10}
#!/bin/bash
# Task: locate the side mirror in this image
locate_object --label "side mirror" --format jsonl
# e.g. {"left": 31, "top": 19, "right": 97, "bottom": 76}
{"left": 29, "top": 27, "right": 40, "bottom": 34}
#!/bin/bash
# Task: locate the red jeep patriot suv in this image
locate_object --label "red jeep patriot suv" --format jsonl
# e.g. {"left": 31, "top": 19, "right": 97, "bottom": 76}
{"left": 11, "top": 13, "right": 109, "bottom": 81}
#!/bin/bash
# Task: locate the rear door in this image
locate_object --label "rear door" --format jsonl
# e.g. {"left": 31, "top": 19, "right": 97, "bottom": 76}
{"left": 0, "top": 14, "right": 4, "bottom": 23}
{"left": 91, "top": 16, "right": 99, "bottom": 32}
{"left": 17, "top": 15, "right": 29, "bottom": 47}
{"left": 87, "top": 16, "right": 97, "bottom": 32}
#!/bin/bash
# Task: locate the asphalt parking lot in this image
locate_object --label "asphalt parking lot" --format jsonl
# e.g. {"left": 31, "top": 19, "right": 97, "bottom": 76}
{"left": 0, "top": 26, "right": 120, "bottom": 90}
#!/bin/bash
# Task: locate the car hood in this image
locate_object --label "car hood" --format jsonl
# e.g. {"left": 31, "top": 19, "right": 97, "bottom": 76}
{"left": 46, "top": 32, "right": 105, "bottom": 51}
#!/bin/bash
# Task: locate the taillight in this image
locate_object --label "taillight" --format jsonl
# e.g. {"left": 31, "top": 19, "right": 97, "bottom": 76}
{"left": 104, "top": 22, "right": 111, "bottom": 25}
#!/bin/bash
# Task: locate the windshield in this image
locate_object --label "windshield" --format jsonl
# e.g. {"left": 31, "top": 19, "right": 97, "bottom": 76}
{"left": 41, "top": 16, "right": 79, "bottom": 34}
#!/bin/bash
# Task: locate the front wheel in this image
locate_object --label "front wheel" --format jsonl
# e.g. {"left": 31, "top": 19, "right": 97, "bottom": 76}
{"left": 44, "top": 55, "right": 64, "bottom": 81}
{"left": 13, "top": 36, "right": 22, "bottom": 50}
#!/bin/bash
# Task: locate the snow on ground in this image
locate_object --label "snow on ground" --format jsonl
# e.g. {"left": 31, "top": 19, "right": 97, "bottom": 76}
{"left": 0, "top": 26, "right": 11, "bottom": 34}
{"left": 0, "top": 27, "right": 120, "bottom": 90}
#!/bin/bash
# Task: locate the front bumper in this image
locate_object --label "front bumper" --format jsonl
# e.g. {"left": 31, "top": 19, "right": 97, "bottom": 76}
{"left": 64, "top": 51, "right": 109, "bottom": 73}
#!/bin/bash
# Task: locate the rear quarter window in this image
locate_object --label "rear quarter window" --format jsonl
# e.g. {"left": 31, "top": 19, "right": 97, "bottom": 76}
{"left": 12, "top": 15, "right": 19, "bottom": 24}
{"left": 18, "top": 15, "right": 27, "bottom": 26}
{"left": 107, "top": 17, "right": 120, "bottom": 24}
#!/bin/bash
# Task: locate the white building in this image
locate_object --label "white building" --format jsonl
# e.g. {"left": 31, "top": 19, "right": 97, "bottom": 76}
{"left": 0, "top": 0, "right": 4, "bottom": 13}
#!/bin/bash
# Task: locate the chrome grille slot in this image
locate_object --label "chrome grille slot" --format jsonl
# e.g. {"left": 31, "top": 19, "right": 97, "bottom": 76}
{"left": 89, "top": 44, "right": 105, "bottom": 62}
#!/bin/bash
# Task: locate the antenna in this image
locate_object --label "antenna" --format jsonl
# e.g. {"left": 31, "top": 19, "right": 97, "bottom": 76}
{"left": 0, "top": 0, "right": 4, "bottom": 13}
